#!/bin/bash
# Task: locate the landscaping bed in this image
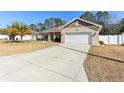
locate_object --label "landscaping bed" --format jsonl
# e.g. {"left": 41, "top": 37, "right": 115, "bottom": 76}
{"left": 84, "top": 45, "right": 124, "bottom": 82}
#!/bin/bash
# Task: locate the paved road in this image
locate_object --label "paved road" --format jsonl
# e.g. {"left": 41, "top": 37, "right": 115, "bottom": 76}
{"left": 0, "top": 44, "right": 90, "bottom": 82}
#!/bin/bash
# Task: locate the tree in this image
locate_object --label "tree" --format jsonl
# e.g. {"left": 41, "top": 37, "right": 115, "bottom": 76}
{"left": 0, "top": 21, "right": 31, "bottom": 41}
{"left": 111, "top": 29, "right": 121, "bottom": 35}
{"left": 30, "top": 24, "right": 37, "bottom": 30}
{"left": 96, "top": 11, "right": 111, "bottom": 26}
{"left": 120, "top": 18, "right": 124, "bottom": 25}
{"left": 37, "top": 23, "right": 44, "bottom": 31}
{"left": 55, "top": 18, "right": 64, "bottom": 26}
{"left": 99, "top": 27, "right": 110, "bottom": 35}
{"left": 80, "top": 11, "right": 96, "bottom": 22}
{"left": 44, "top": 18, "right": 64, "bottom": 29}
{"left": 119, "top": 18, "right": 124, "bottom": 34}
{"left": 29, "top": 18, "right": 65, "bottom": 31}
{"left": 80, "top": 11, "right": 113, "bottom": 35}
{"left": 111, "top": 18, "right": 124, "bottom": 34}
{"left": 6, "top": 22, "right": 20, "bottom": 41}
{"left": 96, "top": 11, "right": 113, "bottom": 35}
{"left": 120, "top": 26, "right": 124, "bottom": 33}
{"left": 17, "top": 22, "right": 31, "bottom": 40}
{"left": 44, "top": 19, "right": 50, "bottom": 29}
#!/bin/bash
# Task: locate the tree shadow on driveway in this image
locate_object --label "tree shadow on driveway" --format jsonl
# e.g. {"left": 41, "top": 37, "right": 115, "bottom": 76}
{"left": 58, "top": 45, "right": 124, "bottom": 63}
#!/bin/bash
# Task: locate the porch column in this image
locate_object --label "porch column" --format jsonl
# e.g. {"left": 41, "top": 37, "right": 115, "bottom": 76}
{"left": 53, "top": 32, "right": 56, "bottom": 42}
{"left": 48, "top": 34, "right": 51, "bottom": 41}
{"left": 40, "top": 34, "right": 42, "bottom": 39}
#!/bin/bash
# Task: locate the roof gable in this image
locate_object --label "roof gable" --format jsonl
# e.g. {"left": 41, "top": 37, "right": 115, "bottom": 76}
{"left": 59, "top": 17, "right": 102, "bottom": 30}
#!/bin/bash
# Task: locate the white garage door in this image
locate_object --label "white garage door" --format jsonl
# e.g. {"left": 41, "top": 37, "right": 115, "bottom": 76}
{"left": 65, "top": 32, "right": 91, "bottom": 44}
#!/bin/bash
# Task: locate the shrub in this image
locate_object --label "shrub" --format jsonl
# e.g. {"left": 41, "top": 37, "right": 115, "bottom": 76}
{"left": 99, "top": 40, "right": 104, "bottom": 45}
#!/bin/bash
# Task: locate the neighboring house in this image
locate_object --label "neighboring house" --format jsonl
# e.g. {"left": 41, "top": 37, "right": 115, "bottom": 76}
{"left": 0, "top": 30, "right": 40, "bottom": 41}
{"left": 13, "top": 30, "right": 39, "bottom": 41}
{"left": 39, "top": 18, "right": 102, "bottom": 45}
{"left": 0, "top": 34, "right": 9, "bottom": 40}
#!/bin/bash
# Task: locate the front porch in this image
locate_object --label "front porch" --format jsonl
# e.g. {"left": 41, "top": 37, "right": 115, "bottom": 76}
{"left": 39, "top": 31, "right": 61, "bottom": 42}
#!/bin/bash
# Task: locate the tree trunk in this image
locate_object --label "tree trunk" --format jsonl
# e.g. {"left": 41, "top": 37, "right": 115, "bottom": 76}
{"left": 12, "top": 35, "right": 15, "bottom": 41}
{"left": 21, "top": 36, "right": 23, "bottom": 41}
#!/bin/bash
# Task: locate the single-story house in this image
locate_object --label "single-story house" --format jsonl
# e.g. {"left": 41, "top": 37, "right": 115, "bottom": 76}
{"left": 0, "top": 30, "right": 40, "bottom": 41}
{"left": 0, "top": 17, "right": 102, "bottom": 45}
{"left": 13, "top": 30, "right": 40, "bottom": 41}
{"left": 39, "top": 18, "right": 102, "bottom": 45}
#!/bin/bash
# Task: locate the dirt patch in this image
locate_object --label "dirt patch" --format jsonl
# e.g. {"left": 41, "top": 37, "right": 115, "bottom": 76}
{"left": 84, "top": 45, "right": 124, "bottom": 82}
{"left": 0, "top": 41, "right": 56, "bottom": 57}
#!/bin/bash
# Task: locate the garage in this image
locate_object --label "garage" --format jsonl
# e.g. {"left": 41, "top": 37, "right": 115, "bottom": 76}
{"left": 65, "top": 32, "right": 91, "bottom": 44}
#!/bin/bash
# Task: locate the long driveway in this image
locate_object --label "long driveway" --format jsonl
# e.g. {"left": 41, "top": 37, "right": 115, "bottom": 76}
{"left": 0, "top": 44, "right": 90, "bottom": 82}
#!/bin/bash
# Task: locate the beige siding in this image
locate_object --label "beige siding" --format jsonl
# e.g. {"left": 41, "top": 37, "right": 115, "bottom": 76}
{"left": 61, "top": 19, "right": 101, "bottom": 45}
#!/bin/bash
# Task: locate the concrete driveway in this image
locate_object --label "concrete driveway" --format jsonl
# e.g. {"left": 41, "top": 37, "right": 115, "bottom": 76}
{"left": 0, "top": 44, "right": 90, "bottom": 82}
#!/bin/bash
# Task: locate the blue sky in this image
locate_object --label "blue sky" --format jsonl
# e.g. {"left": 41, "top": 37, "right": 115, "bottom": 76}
{"left": 0, "top": 11, "right": 123, "bottom": 28}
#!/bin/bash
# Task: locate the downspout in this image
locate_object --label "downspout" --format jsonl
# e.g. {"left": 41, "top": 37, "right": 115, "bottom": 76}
{"left": 117, "top": 35, "right": 119, "bottom": 45}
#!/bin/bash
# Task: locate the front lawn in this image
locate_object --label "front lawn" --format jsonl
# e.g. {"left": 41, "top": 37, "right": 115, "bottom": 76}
{"left": 0, "top": 41, "right": 55, "bottom": 57}
{"left": 84, "top": 45, "right": 124, "bottom": 82}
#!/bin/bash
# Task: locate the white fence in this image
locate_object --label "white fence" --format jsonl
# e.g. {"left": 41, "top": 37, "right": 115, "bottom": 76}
{"left": 99, "top": 35, "right": 124, "bottom": 45}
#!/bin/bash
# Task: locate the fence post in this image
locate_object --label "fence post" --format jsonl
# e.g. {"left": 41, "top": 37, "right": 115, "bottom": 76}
{"left": 121, "top": 35, "right": 123, "bottom": 45}
{"left": 108, "top": 35, "right": 109, "bottom": 44}
{"left": 121, "top": 34, "right": 123, "bottom": 44}
{"left": 117, "top": 35, "right": 119, "bottom": 45}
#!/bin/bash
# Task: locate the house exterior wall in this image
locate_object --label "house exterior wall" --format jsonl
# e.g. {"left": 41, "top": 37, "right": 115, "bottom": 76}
{"left": 0, "top": 35, "right": 39, "bottom": 41}
{"left": 14, "top": 35, "right": 37, "bottom": 41}
{"left": 61, "top": 20, "right": 101, "bottom": 45}
{"left": 0, "top": 35, "right": 9, "bottom": 40}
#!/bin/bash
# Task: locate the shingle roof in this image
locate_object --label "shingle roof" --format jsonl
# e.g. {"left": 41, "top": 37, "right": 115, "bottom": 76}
{"left": 31, "top": 30, "right": 39, "bottom": 35}
{"left": 39, "top": 26, "right": 61, "bottom": 34}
